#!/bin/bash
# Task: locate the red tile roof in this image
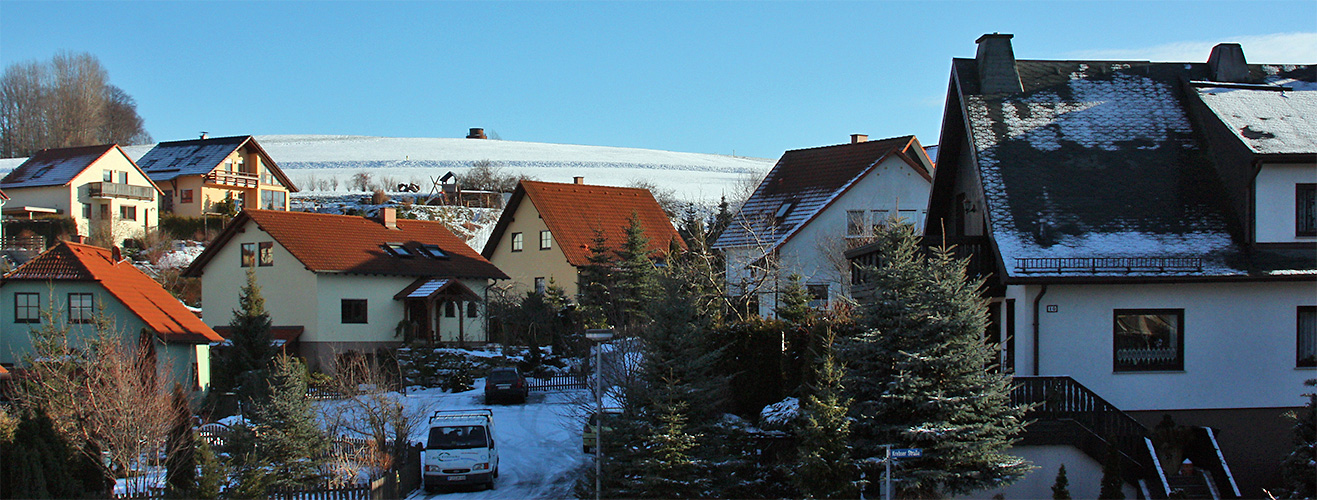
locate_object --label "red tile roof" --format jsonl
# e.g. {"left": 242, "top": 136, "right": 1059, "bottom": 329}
{"left": 3, "top": 242, "right": 220, "bottom": 343}
{"left": 482, "top": 180, "right": 686, "bottom": 267}
{"left": 185, "top": 209, "right": 507, "bottom": 279}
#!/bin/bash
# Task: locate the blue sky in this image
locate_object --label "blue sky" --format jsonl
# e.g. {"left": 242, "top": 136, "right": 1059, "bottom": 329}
{"left": 1, "top": 1, "right": 1313, "bottom": 159}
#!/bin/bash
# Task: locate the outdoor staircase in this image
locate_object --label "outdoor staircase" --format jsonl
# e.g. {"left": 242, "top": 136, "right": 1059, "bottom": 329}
{"left": 1166, "top": 470, "right": 1218, "bottom": 499}
{"left": 1010, "top": 377, "right": 1239, "bottom": 499}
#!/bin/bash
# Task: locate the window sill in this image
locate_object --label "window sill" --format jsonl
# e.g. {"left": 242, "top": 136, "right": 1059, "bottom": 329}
{"left": 1113, "top": 369, "right": 1185, "bottom": 374}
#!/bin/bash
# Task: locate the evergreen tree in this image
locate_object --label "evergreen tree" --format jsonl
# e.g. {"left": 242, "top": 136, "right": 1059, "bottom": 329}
{"left": 776, "top": 273, "right": 814, "bottom": 324}
{"left": 677, "top": 204, "right": 707, "bottom": 251}
{"left": 195, "top": 439, "right": 224, "bottom": 500}
{"left": 614, "top": 212, "right": 658, "bottom": 333}
{"left": 577, "top": 228, "right": 616, "bottom": 328}
{"left": 1051, "top": 465, "right": 1072, "bottom": 500}
{"left": 707, "top": 195, "right": 734, "bottom": 243}
{"left": 794, "top": 331, "right": 858, "bottom": 499}
{"left": 842, "top": 222, "right": 1031, "bottom": 497}
{"left": 0, "top": 409, "right": 83, "bottom": 498}
{"left": 165, "top": 383, "right": 197, "bottom": 498}
{"left": 1098, "top": 447, "right": 1126, "bottom": 499}
{"left": 248, "top": 354, "right": 328, "bottom": 489}
{"left": 641, "top": 390, "right": 704, "bottom": 498}
{"left": 215, "top": 268, "right": 276, "bottom": 394}
{"left": 1279, "top": 379, "right": 1316, "bottom": 499}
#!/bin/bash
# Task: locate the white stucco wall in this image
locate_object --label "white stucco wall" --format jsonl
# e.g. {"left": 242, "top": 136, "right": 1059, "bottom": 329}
{"left": 972, "top": 445, "right": 1137, "bottom": 500}
{"left": 1010, "top": 280, "right": 1315, "bottom": 410}
{"left": 2, "top": 150, "right": 159, "bottom": 241}
{"left": 1254, "top": 162, "right": 1317, "bottom": 243}
{"left": 197, "top": 221, "right": 318, "bottom": 335}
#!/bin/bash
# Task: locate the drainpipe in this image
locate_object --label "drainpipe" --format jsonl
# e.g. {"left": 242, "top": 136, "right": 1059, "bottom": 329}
{"left": 1031, "top": 285, "right": 1048, "bottom": 376}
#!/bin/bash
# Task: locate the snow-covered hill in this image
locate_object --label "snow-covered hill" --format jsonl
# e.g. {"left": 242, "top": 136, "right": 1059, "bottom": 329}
{"left": 3, "top": 135, "right": 775, "bottom": 204}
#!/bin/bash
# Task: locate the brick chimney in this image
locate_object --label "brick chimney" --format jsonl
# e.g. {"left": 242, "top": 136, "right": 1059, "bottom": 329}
{"left": 112, "top": 245, "right": 122, "bottom": 262}
{"left": 379, "top": 207, "right": 398, "bottom": 229}
{"left": 1208, "top": 43, "right": 1249, "bottom": 83}
{"left": 573, "top": 176, "right": 585, "bottom": 185}
{"left": 466, "top": 128, "right": 487, "bottom": 139}
{"left": 975, "top": 33, "right": 1023, "bottom": 94}
{"left": 851, "top": 134, "right": 868, "bottom": 144}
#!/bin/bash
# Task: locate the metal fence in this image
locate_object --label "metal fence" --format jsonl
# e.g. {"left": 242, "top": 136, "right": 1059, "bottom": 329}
{"left": 527, "top": 372, "right": 586, "bottom": 391}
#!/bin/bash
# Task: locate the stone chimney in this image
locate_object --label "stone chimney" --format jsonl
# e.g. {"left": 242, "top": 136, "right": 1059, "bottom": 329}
{"left": 573, "top": 176, "right": 585, "bottom": 185}
{"left": 1208, "top": 43, "right": 1249, "bottom": 83}
{"left": 975, "top": 33, "right": 1023, "bottom": 94}
{"left": 851, "top": 134, "right": 868, "bottom": 144}
{"left": 379, "top": 207, "right": 398, "bottom": 229}
{"left": 466, "top": 128, "right": 487, "bottom": 139}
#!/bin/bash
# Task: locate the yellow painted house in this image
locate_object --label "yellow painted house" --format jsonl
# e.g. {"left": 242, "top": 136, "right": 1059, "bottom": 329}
{"left": 0, "top": 144, "right": 162, "bottom": 243}
{"left": 136, "top": 135, "right": 297, "bottom": 216}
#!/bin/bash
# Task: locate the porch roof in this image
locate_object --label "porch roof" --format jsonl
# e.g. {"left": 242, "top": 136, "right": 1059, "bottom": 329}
{"left": 394, "top": 277, "right": 482, "bottom": 302}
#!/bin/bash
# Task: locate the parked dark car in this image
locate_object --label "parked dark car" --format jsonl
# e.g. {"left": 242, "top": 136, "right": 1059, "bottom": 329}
{"left": 484, "top": 367, "right": 528, "bottom": 404}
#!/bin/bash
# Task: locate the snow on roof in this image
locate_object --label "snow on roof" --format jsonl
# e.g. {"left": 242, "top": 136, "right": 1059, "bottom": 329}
{"left": 0, "top": 144, "right": 117, "bottom": 188}
{"left": 1194, "top": 78, "right": 1317, "bottom": 155}
{"left": 958, "top": 59, "right": 1253, "bottom": 278}
{"left": 136, "top": 135, "right": 248, "bottom": 182}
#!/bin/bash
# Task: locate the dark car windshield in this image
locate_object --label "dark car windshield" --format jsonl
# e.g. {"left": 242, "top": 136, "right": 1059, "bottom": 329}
{"left": 427, "top": 425, "right": 489, "bottom": 449}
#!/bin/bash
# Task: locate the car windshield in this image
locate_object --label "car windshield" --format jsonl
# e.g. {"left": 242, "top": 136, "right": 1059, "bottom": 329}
{"left": 427, "top": 425, "right": 489, "bottom": 449}
{"left": 488, "top": 371, "right": 519, "bottom": 382}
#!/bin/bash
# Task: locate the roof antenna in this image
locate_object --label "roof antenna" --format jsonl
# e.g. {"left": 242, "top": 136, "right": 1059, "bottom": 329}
{"left": 199, "top": 131, "right": 209, "bottom": 140}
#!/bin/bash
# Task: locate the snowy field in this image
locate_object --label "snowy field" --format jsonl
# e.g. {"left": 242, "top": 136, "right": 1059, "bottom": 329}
{"left": 0, "top": 134, "right": 775, "bottom": 206}
{"left": 403, "top": 382, "right": 593, "bottom": 499}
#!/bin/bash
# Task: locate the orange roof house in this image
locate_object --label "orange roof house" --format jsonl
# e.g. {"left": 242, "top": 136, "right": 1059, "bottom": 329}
{"left": 481, "top": 179, "right": 685, "bottom": 298}
{"left": 136, "top": 135, "right": 298, "bottom": 217}
{"left": 184, "top": 209, "right": 508, "bottom": 368}
{"left": 1, "top": 241, "right": 220, "bottom": 393}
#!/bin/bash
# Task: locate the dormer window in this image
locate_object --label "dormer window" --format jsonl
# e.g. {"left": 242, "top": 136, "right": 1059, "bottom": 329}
{"left": 1298, "top": 184, "right": 1315, "bottom": 237}
{"left": 420, "top": 244, "right": 449, "bottom": 259}
{"left": 384, "top": 243, "right": 413, "bottom": 257}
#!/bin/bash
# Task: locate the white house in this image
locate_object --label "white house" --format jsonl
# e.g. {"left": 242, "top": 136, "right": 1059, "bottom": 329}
{"left": 851, "top": 34, "right": 1315, "bottom": 499}
{"left": 0, "top": 144, "right": 161, "bottom": 245}
{"left": 712, "top": 135, "right": 933, "bottom": 317}
{"left": 183, "top": 208, "right": 508, "bottom": 369}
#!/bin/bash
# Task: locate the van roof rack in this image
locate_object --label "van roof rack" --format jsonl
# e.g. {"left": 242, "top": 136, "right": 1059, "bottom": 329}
{"left": 429, "top": 409, "right": 494, "bottom": 424}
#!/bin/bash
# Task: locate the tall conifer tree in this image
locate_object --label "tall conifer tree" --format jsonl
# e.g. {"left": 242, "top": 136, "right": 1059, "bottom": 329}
{"left": 248, "top": 355, "right": 328, "bottom": 489}
{"left": 215, "top": 268, "right": 275, "bottom": 393}
{"left": 843, "top": 222, "right": 1030, "bottom": 497}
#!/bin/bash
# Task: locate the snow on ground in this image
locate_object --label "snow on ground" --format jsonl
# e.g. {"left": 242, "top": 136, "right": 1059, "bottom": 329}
{"left": 401, "top": 381, "right": 592, "bottom": 499}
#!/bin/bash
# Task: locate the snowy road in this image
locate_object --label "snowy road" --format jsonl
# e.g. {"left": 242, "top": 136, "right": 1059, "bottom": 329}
{"left": 405, "top": 384, "right": 591, "bottom": 500}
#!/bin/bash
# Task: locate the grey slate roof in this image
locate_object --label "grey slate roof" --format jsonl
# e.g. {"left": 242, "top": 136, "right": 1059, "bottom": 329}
{"left": 0, "top": 144, "right": 118, "bottom": 188}
{"left": 712, "top": 136, "right": 930, "bottom": 252}
{"left": 953, "top": 58, "right": 1316, "bottom": 279}
{"left": 135, "top": 135, "right": 260, "bottom": 183}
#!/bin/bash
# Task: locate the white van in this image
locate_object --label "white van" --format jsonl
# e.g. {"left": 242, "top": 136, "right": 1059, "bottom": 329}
{"left": 422, "top": 410, "right": 499, "bottom": 491}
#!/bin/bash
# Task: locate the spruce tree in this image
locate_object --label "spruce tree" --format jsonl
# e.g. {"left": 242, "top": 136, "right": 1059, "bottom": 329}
{"left": 708, "top": 195, "right": 734, "bottom": 243}
{"left": 641, "top": 390, "right": 704, "bottom": 498}
{"left": 248, "top": 354, "right": 328, "bottom": 488}
{"left": 794, "top": 332, "right": 858, "bottom": 499}
{"left": 842, "top": 222, "right": 1031, "bottom": 497}
{"left": 1051, "top": 465, "right": 1072, "bottom": 500}
{"left": 614, "top": 212, "right": 658, "bottom": 333}
{"left": 165, "top": 383, "right": 197, "bottom": 498}
{"left": 215, "top": 268, "right": 276, "bottom": 393}
{"left": 1279, "top": 379, "right": 1316, "bottom": 499}
{"left": 0, "top": 409, "right": 83, "bottom": 498}
{"left": 776, "top": 273, "right": 814, "bottom": 324}
{"left": 195, "top": 439, "right": 224, "bottom": 500}
{"left": 577, "top": 228, "right": 616, "bottom": 328}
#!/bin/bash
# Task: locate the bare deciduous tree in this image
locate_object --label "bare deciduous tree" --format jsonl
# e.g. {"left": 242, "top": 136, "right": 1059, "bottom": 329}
{"left": 0, "top": 51, "right": 151, "bottom": 158}
{"left": 319, "top": 352, "right": 432, "bottom": 483}
{"left": 17, "top": 300, "right": 179, "bottom": 495}
{"left": 351, "top": 171, "right": 373, "bottom": 192}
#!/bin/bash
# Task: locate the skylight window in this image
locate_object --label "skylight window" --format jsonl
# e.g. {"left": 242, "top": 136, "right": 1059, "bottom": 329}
{"left": 383, "top": 243, "right": 413, "bottom": 257}
{"left": 775, "top": 200, "right": 795, "bottom": 219}
{"left": 420, "top": 244, "right": 449, "bottom": 259}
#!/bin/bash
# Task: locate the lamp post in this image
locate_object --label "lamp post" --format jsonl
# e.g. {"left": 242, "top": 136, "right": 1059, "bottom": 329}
{"left": 584, "top": 328, "right": 614, "bottom": 500}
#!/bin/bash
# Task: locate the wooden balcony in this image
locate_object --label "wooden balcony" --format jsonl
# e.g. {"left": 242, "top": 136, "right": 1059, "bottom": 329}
{"left": 205, "top": 170, "right": 259, "bottom": 188}
{"left": 87, "top": 182, "right": 154, "bottom": 201}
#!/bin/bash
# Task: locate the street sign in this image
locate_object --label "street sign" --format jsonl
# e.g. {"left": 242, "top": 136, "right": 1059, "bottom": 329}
{"left": 890, "top": 448, "right": 923, "bottom": 458}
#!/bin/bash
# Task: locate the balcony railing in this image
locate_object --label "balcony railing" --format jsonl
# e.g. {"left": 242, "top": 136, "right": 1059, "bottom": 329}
{"left": 87, "top": 182, "right": 154, "bottom": 200}
{"left": 205, "top": 170, "right": 259, "bottom": 188}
